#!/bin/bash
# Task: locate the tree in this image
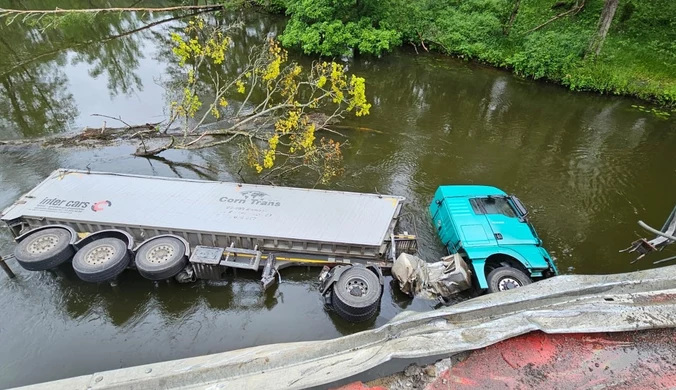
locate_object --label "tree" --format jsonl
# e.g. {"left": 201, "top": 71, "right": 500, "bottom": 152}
{"left": 586, "top": 0, "right": 620, "bottom": 58}
{"left": 278, "top": 0, "right": 401, "bottom": 56}
{"left": 136, "top": 17, "right": 372, "bottom": 185}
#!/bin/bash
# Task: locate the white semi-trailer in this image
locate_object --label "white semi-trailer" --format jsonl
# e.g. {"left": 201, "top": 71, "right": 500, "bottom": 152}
{"left": 1, "top": 169, "right": 417, "bottom": 322}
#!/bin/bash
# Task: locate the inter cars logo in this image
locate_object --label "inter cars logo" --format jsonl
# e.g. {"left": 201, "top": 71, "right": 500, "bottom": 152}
{"left": 39, "top": 197, "right": 90, "bottom": 209}
{"left": 91, "top": 200, "right": 112, "bottom": 212}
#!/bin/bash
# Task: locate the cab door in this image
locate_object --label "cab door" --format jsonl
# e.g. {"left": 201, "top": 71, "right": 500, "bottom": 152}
{"left": 473, "top": 197, "right": 539, "bottom": 246}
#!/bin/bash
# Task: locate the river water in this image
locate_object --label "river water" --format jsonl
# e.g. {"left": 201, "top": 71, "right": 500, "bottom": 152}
{"left": 0, "top": 4, "right": 675, "bottom": 388}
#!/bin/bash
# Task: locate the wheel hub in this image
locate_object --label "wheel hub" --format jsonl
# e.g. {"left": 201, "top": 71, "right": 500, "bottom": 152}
{"left": 148, "top": 244, "right": 174, "bottom": 264}
{"left": 346, "top": 278, "right": 368, "bottom": 297}
{"left": 27, "top": 234, "right": 59, "bottom": 254}
{"left": 85, "top": 245, "right": 116, "bottom": 265}
{"left": 498, "top": 277, "right": 521, "bottom": 291}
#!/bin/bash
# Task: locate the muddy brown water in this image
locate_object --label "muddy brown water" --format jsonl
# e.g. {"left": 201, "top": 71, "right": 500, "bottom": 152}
{"left": 0, "top": 4, "right": 675, "bottom": 388}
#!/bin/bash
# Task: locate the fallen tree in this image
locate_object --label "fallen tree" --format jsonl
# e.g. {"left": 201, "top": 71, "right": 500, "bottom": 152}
{"left": 0, "top": 122, "right": 159, "bottom": 149}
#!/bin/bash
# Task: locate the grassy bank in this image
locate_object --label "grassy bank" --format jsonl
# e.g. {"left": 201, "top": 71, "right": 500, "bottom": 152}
{"left": 257, "top": 0, "right": 675, "bottom": 106}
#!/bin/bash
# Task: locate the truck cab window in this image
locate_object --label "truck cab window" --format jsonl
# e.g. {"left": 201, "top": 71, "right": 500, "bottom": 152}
{"left": 474, "top": 197, "right": 517, "bottom": 218}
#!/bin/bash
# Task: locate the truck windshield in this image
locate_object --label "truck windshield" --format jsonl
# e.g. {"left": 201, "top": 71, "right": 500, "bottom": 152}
{"left": 470, "top": 196, "right": 541, "bottom": 243}
{"left": 469, "top": 197, "right": 517, "bottom": 218}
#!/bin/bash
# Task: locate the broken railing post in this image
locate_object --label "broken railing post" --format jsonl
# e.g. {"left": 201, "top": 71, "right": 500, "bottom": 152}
{"left": 260, "top": 254, "right": 277, "bottom": 290}
{"left": 0, "top": 255, "right": 16, "bottom": 279}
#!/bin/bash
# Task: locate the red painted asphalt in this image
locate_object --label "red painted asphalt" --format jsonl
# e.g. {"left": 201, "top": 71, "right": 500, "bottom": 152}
{"left": 334, "top": 329, "right": 676, "bottom": 389}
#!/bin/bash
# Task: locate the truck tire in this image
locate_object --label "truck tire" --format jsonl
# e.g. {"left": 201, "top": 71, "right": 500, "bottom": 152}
{"left": 72, "top": 238, "right": 130, "bottom": 283}
{"left": 332, "top": 266, "right": 381, "bottom": 321}
{"left": 134, "top": 236, "right": 188, "bottom": 281}
{"left": 332, "top": 293, "right": 379, "bottom": 323}
{"left": 14, "top": 227, "right": 75, "bottom": 271}
{"left": 487, "top": 267, "right": 532, "bottom": 293}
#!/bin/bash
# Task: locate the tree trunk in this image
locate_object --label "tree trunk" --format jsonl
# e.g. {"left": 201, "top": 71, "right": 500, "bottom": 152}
{"left": 503, "top": 0, "right": 521, "bottom": 35}
{"left": 586, "top": 0, "right": 620, "bottom": 58}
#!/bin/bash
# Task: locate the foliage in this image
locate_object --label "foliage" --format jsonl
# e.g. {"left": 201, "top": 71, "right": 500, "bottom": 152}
{"left": 159, "top": 17, "right": 372, "bottom": 184}
{"left": 277, "top": 0, "right": 401, "bottom": 56}
{"left": 508, "top": 28, "right": 588, "bottom": 80}
{"left": 265, "top": 0, "right": 675, "bottom": 105}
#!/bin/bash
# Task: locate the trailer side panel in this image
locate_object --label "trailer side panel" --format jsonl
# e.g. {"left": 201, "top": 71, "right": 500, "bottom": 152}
{"left": 1, "top": 170, "right": 404, "bottom": 258}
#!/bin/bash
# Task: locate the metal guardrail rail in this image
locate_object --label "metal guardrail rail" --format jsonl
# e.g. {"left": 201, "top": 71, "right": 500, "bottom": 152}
{"left": 17, "top": 264, "right": 676, "bottom": 390}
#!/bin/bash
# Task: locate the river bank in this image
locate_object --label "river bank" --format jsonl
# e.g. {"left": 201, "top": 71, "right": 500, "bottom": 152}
{"left": 263, "top": 0, "right": 676, "bottom": 107}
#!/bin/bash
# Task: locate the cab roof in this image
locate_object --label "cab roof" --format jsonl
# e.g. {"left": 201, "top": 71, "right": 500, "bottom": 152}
{"left": 436, "top": 185, "right": 507, "bottom": 199}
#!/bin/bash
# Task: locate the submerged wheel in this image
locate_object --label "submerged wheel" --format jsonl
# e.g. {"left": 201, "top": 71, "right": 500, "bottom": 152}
{"left": 487, "top": 267, "right": 532, "bottom": 293}
{"left": 332, "top": 266, "right": 382, "bottom": 322}
{"left": 134, "top": 237, "right": 188, "bottom": 281}
{"left": 72, "top": 238, "right": 130, "bottom": 283}
{"left": 332, "top": 292, "right": 380, "bottom": 323}
{"left": 14, "top": 227, "right": 75, "bottom": 271}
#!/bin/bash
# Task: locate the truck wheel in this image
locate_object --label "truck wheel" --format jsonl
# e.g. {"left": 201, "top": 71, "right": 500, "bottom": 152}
{"left": 134, "top": 237, "right": 188, "bottom": 281}
{"left": 14, "top": 227, "right": 75, "bottom": 271}
{"left": 487, "top": 267, "right": 531, "bottom": 293}
{"left": 72, "top": 238, "right": 130, "bottom": 283}
{"left": 332, "top": 294, "right": 379, "bottom": 323}
{"left": 332, "top": 266, "right": 381, "bottom": 322}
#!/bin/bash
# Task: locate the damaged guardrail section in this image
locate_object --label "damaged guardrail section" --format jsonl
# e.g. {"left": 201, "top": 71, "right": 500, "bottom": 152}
{"left": 19, "top": 265, "right": 676, "bottom": 390}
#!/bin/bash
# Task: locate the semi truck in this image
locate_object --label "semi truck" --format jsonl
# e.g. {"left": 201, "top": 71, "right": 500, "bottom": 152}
{"left": 0, "top": 169, "right": 417, "bottom": 323}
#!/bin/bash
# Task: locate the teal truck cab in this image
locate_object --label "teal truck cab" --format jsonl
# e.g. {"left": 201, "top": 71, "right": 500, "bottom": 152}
{"left": 429, "top": 185, "right": 558, "bottom": 293}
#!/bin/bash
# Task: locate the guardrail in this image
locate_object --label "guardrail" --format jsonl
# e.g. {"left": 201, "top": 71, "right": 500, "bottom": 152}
{"left": 18, "top": 264, "right": 676, "bottom": 390}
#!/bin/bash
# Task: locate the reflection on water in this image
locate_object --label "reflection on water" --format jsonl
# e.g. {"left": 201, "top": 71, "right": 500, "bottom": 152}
{"left": 0, "top": 2, "right": 675, "bottom": 388}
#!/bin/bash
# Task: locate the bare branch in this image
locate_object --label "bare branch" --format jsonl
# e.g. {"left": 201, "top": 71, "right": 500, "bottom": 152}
{"left": 206, "top": 103, "right": 297, "bottom": 135}
{"left": 326, "top": 125, "right": 383, "bottom": 134}
{"left": 236, "top": 70, "right": 258, "bottom": 117}
{"left": 182, "top": 133, "right": 244, "bottom": 150}
{"left": 91, "top": 113, "right": 133, "bottom": 128}
{"left": 188, "top": 72, "right": 241, "bottom": 135}
{"left": 318, "top": 127, "right": 346, "bottom": 137}
{"left": 525, "top": 1, "right": 585, "bottom": 34}
{"left": 417, "top": 32, "right": 429, "bottom": 52}
{"left": 261, "top": 163, "right": 304, "bottom": 182}
{"left": 133, "top": 136, "right": 175, "bottom": 157}
{"left": 143, "top": 156, "right": 218, "bottom": 180}
{"left": 128, "top": 129, "right": 157, "bottom": 139}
